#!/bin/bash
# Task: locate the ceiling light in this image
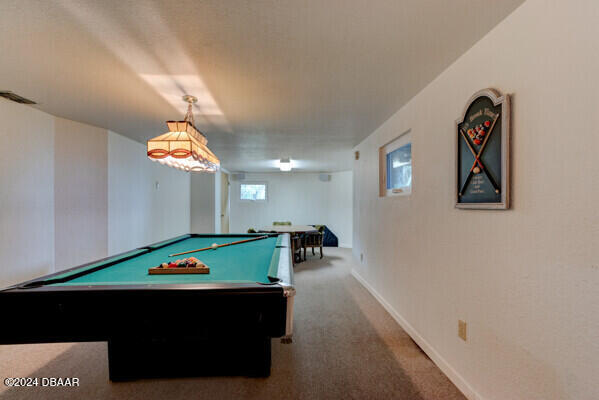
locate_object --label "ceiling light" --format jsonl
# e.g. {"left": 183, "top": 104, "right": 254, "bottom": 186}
{"left": 279, "top": 158, "right": 292, "bottom": 172}
{"left": 147, "top": 95, "right": 220, "bottom": 173}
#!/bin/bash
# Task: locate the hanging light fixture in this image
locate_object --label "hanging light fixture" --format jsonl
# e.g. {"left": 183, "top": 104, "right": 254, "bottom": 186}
{"left": 147, "top": 95, "right": 220, "bottom": 172}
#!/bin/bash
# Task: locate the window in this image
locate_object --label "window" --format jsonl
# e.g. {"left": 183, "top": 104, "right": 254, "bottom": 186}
{"left": 379, "top": 130, "right": 412, "bottom": 196}
{"left": 386, "top": 143, "right": 412, "bottom": 191}
{"left": 240, "top": 183, "right": 267, "bottom": 201}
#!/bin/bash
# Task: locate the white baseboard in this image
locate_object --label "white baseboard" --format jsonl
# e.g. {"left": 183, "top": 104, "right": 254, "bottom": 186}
{"left": 351, "top": 268, "right": 484, "bottom": 400}
{"left": 339, "top": 243, "right": 352, "bottom": 249}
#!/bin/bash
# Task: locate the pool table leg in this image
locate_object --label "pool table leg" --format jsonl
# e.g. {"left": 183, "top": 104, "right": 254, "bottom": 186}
{"left": 107, "top": 335, "right": 273, "bottom": 380}
{"left": 248, "top": 335, "right": 271, "bottom": 377}
{"left": 107, "top": 338, "right": 137, "bottom": 382}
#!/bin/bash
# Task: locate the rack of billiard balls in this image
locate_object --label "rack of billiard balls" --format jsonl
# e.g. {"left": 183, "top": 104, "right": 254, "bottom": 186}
{"left": 148, "top": 257, "right": 210, "bottom": 274}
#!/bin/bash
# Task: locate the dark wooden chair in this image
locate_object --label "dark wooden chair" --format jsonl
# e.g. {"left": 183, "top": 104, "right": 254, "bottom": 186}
{"left": 303, "top": 226, "right": 324, "bottom": 260}
{"left": 247, "top": 228, "right": 257, "bottom": 233}
{"left": 291, "top": 235, "right": 303, "bottom": 264}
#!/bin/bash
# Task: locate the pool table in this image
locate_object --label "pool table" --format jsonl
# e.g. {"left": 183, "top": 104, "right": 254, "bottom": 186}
{"left": 0, "top": 234, "right": 295, "bottom": 380}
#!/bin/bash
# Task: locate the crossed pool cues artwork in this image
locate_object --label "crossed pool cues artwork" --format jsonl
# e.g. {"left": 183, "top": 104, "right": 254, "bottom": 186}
{"left": 458, "top": 112, "right": 501, "bottom": 196}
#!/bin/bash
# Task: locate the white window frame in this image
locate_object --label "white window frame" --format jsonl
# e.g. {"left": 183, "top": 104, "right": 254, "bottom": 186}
{"left": 239, "top": 181, "right": 268, "bottom": 202}
{"left": 379, "top": 129, "right": 412, "bottom": 197}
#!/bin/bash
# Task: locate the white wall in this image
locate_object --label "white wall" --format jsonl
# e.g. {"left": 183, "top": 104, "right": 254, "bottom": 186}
{"left": 0, "top": 99, "right": 55, "bottom": 287}
{"left": 54, "top": 118, "right": 108, "bottom": 270}
{"left": 190, "top": 172, "right": 217, "bottom": 233}
{"left": 229, "top": 171, "right": 353, "bottom": 247}
{"left": 214, "top": 170, "right": 222, "bottom": 233}
{"left": 352, "top": 1, "right": 599, "bottom": 399}
{"left": 327, "top": 171, "right": 353, "bottom": 248}
{"left": 0, "top": 99, "right": 191, "bottom": 288}
{"left": 107, "top": 132, "right": 190, "bottom": 255}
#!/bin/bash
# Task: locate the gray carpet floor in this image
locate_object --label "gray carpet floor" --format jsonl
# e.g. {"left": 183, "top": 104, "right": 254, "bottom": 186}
{"left": 0, "top": 248, "right": 465, "bottom": 400}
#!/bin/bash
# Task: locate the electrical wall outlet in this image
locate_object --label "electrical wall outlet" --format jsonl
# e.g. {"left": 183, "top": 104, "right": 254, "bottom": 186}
{"left": 458, "top": 320, "right": 467, "bottom": 341}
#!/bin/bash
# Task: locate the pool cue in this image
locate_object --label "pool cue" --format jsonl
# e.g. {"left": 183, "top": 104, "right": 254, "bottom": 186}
{"left": 169, "top": 235, "right": 270, "bottom": 257}
{"left": 459, "top": 113, "right": 500, "bottom": 196}
{"left": 460, "top": 127, "right": 500, "bottom": 193}
{"left": 460, "top": 128, "right": 485, "bottom": 170}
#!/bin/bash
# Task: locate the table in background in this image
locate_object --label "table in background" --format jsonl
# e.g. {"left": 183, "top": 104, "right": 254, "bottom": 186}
{"left": 259, "top": 225, "right": 318, "bottom": 263}
{"left": 0, "top": 233, "right": 295, "bottom": 381}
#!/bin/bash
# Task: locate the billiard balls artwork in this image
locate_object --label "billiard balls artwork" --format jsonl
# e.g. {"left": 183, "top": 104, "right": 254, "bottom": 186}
{"left": 456, "top": 88, "right": 509, "bottom": 209}
{"left": 469, "top": 122, "right": 489, "bottom": 146}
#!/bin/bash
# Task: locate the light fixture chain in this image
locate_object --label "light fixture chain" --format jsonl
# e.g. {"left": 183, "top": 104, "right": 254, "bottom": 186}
{"left": 184, "top": 102, "right": 195, "bottom": 126}
{"left": 182, "top": 94, "right": 198, "bottom": 126}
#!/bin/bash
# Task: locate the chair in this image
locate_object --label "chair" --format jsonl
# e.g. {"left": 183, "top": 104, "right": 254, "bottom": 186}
{"left": 291, "top": 235, "right": 303, "bottom": 264}
{"left": 303, "top": 226, "right": 324, "bottom": 260}
{"left": 273, "top": 221, "right": 292, "bottom": 226}
{"left": 247, "top": 228, "right": 257, "bottom": 233}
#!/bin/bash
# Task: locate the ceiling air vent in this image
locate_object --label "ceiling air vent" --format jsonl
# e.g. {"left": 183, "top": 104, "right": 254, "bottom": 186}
{"left": 0, "top": 91, "right": 37, "bottom": 104}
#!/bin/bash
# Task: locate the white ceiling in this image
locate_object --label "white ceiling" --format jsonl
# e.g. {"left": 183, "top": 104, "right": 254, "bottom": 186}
{"left": 0, "top": 0, "right": 524, "bottom": 172}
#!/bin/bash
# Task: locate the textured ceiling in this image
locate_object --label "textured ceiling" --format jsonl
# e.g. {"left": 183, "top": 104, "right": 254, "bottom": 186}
{"left": 0, "top": 0, "right": 524, "bottom": 172}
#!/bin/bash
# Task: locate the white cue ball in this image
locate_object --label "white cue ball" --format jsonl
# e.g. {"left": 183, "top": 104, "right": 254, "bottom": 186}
{"left": 212, "top": 243, "right": 218, "bottom": 250}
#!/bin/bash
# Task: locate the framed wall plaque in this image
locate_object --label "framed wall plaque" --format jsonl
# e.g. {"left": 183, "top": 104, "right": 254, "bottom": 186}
{"left": 456, "top": 88, "right": 510, "bottom": 209}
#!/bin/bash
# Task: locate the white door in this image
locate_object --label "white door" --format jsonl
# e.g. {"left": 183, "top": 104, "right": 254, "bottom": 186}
{"left": 220, "top": 172, "right": 230, "bottom": 233}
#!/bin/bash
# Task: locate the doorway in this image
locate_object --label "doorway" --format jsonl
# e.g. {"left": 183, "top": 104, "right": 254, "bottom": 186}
{"left": 220, "top": 172, "right": 230, "bottom": 233}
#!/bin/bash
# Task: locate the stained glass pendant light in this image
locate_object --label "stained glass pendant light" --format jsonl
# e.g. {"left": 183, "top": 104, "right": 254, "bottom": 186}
{"left": 147, "top": 95, "right": 220, "bottom": 172}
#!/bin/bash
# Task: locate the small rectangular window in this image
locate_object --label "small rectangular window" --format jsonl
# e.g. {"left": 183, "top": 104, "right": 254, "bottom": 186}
{"left": 379, "top": 130, "right": 412, "bottom": 196}
{"left": 240, "top": 183, "right": 267, "bottom": 201}
{"left": 386, "top": 143, "right": 412, "bottom": 190}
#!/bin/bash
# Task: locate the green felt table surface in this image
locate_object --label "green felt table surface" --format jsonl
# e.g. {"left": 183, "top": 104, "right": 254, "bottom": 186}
{"left": 51, "top": 236, "right": 280, "bottom": 286}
